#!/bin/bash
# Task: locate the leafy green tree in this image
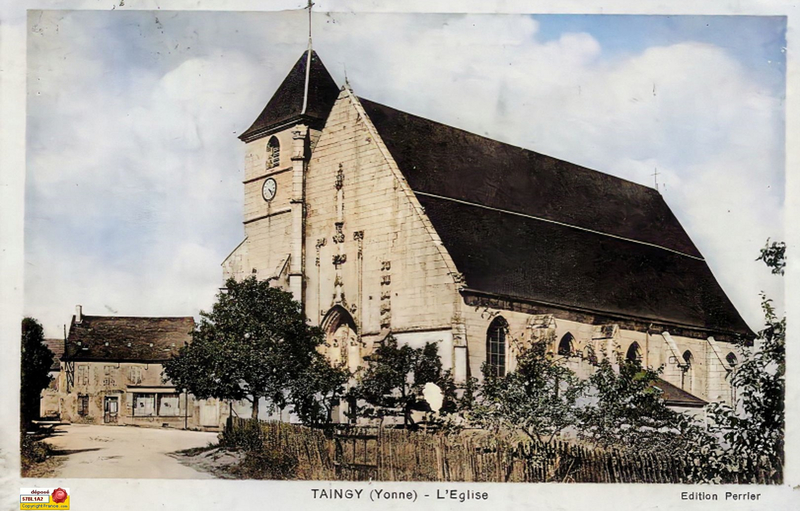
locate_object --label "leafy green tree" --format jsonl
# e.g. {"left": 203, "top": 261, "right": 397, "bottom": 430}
{"left": 288, "top": 355, "right": 350, "bottom": 427}
{"left": 706, "top": 295, "right": 785, "bottom": 482}
{"left": 164, "top": 277, "right": 339, "bottom": 422}
{"left": 20, "top": 317, "right": 54, "bottom": 428}
{"left": 472, "top": 338, "right": 583, "bottom": 444}
{"left": 757, "top": 239, "right": 785, "bottom": 275}
{"left": 577, "top": 353, "right": 707, "bottom": 453}
{"left": 349, "top": 336, "right": 447, "bottom": 427}
{"left": 690, "top": 240, "right": 785, "bottom": 483}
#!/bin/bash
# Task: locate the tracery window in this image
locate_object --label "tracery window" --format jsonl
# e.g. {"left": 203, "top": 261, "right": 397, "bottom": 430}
{"left": 486, "top": 317, "right": 508, "bottom": 377}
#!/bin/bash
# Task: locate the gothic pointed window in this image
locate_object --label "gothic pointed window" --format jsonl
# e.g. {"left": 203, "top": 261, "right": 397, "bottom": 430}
{"left": 626, "top": 342, "right": 642, "bottom": 362}
{"left": 486, "top": 317, "right": 508, "bottom": 377}
{"left": 266, "top": 136, "right": 280, "bottom": 169}
{"left": 558, "top": 333, "right": 575, "bottom": 356}
{"left": 726, "top": 352, "right": 738, "bottom": 368}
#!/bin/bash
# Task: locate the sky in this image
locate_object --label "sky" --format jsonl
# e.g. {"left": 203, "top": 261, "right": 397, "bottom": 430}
{"left": 24, "top": 10, "right": 786, "bottom": 337}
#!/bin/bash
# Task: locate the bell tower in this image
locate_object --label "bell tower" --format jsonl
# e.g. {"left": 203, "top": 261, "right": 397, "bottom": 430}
{"left": 233, "top": 49, "right": 339, "bottom": 303}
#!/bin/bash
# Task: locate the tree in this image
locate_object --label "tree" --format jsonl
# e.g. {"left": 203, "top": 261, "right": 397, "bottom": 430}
{"left": 701, "top": 240, "right": 785, "bottom": 483}
{"left": 706, "top": 298, "right": 785, "bottom": 482}
{"left": 288, "top": 354, "right": 350, "bottom": 427}
{"left": 472, "top": 338, "right": 583, "bottom": 444}
{"left": 349, "top": 336, "right": 447, "bottom": 427}
{"left": 164, "top": 277, "right": 336, "bottom": 421}
{"left": 757, "top": 239, "right": 785, "bottom": 275}
{"left": 577, "top": 353, "right": 707, "bottom": 453}
{"left": 20, "top": 317, "right": 54, "bottom": 429}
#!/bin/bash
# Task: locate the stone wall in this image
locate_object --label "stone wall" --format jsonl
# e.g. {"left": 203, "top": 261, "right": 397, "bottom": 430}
{"left": 39, "top": 368, "right": 61, "bottom": 419}
{"left": 303, "top": 91, "right": 461, "bottom": 370}
{"left": 460, "top": 302, "right": 737, "bottom": 405}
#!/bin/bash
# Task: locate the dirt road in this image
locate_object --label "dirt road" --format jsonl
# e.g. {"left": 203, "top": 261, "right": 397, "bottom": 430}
{"left": 42, "top": 424, "right": 219, "bottom": 478}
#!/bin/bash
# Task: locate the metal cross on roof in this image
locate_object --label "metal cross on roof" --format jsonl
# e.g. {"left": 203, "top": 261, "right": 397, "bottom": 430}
{"left": 652, "top": 167, "right": 660, "bottom": 191}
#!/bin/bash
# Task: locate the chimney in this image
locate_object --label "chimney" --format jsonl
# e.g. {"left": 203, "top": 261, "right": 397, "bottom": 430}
{"left": 75, "top": 305, "right": 82, "bottom": 324}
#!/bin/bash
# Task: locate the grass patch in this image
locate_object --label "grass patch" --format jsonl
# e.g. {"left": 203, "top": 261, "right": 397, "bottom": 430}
{"left": 228, "top": 448, "right": 298, "bottom": 480}
{"left": 21, "top": 434, "right": 61, "bottom": 478}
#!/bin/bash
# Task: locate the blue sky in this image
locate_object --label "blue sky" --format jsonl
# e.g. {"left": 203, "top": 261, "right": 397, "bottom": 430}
{"left": 536, "top": 15, "right": 785, "bottom": 79}
{"left": 25, "top": 11, "right": 785, "bottom": 336}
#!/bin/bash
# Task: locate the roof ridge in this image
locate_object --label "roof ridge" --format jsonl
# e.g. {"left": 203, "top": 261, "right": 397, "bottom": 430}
{"left": 356, "top": 96, "right": 661, "bottom": 194}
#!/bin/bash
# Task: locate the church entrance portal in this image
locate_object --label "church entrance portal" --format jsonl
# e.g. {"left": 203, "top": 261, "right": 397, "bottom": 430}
{"left": 321, "top": 306, "right": 359, "bottom": 423}
{"left": 321, "top": 306, "right": 360, "bottom": 374}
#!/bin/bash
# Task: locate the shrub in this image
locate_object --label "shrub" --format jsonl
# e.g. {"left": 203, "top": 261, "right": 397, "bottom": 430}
{"left": 20, "top": 435, "right": 52, "bottom": 474}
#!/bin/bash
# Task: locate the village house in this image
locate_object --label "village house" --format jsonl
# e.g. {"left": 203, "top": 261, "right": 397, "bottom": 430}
{"left": 57, "top": 306, "right": 227, "bottom": 430}
{"left": 221, "top": 50, "right": 749, "bottom": 420}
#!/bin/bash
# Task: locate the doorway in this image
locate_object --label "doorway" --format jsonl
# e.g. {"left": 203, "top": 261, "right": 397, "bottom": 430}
{"left": 104, "top": 396, "right": 119, "bottom": 424}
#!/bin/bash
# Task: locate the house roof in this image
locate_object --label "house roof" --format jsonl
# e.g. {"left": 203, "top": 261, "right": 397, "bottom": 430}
{"left": 43, "top": 339, "right": 64, "bottom": 371}
{"left": 239, "top": 50, "right": 340, "bottom": 142}
{"left": 359, "top": 98, "right": 752, "bottom": 337}
{"left": 64, "top": 315, "right": 194, "bottom": 362}
{"left": 651, "top": 378, "right": 707, "bottom": 408}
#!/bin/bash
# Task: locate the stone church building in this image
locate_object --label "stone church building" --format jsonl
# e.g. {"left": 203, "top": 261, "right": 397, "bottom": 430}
{"left": 222, "top": 50, "right": 751, "bottom": 413}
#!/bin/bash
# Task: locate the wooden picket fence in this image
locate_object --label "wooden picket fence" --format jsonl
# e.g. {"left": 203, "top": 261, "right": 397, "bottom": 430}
{"left": 225, "top": 417, "right": 781, "bottom": 483}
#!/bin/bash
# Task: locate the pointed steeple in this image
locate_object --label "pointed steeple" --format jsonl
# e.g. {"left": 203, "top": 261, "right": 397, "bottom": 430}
{"left": 239, "top": 50, "right": 340, "bottom": 142}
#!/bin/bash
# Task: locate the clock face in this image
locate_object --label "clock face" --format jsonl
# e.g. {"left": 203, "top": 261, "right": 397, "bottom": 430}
{"left": 262, "top": 178, "right": 277, "bottom": 202}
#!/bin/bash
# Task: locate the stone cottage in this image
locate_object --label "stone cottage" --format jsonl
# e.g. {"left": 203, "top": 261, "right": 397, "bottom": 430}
{"left": 222, "top": 50, "right": 749, "bottom": 417}
{"left": 59, "top": 306, "right": 227, "bottom": 429}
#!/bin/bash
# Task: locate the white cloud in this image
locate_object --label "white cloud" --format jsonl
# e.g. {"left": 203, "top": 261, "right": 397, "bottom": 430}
{"left": 24, "top": 11, "right": 784, "bottom": 336}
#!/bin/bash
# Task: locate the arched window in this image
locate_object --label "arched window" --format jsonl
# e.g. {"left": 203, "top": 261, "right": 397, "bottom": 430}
{"left": 626, "top": 342, "right": 642, "bottom": 363}
{"left": 486, "top": 317, "right": 508, "bottom": 377}
{"left": 726, "top": 352, "right": 738, "bottom": 368}
{"left": 266, "top": 136, "right": 280, "bottom": 169}
{"left": 558, "top": 333, "right": 574, "bottom": 356}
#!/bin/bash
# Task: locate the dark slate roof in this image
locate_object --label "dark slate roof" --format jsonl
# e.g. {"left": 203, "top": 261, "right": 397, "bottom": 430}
{"left": 43, "top": 339, "right": 64, "bottom": 371}
{"left": 651, "top": 378, "right": 707, "bottom": 408}
{"left": 359, "top": 98, "right": 752, "bottom": 337}
{"left": 64, "top": 315, "right": 194, "bottom": 362}
{"left": 239, "top": 50, "right": 340, "bottom": 142}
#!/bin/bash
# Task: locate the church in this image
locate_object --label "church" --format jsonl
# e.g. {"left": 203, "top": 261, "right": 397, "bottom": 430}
{"left": 221, "top": 49, "right": 752, "bottom": 412}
